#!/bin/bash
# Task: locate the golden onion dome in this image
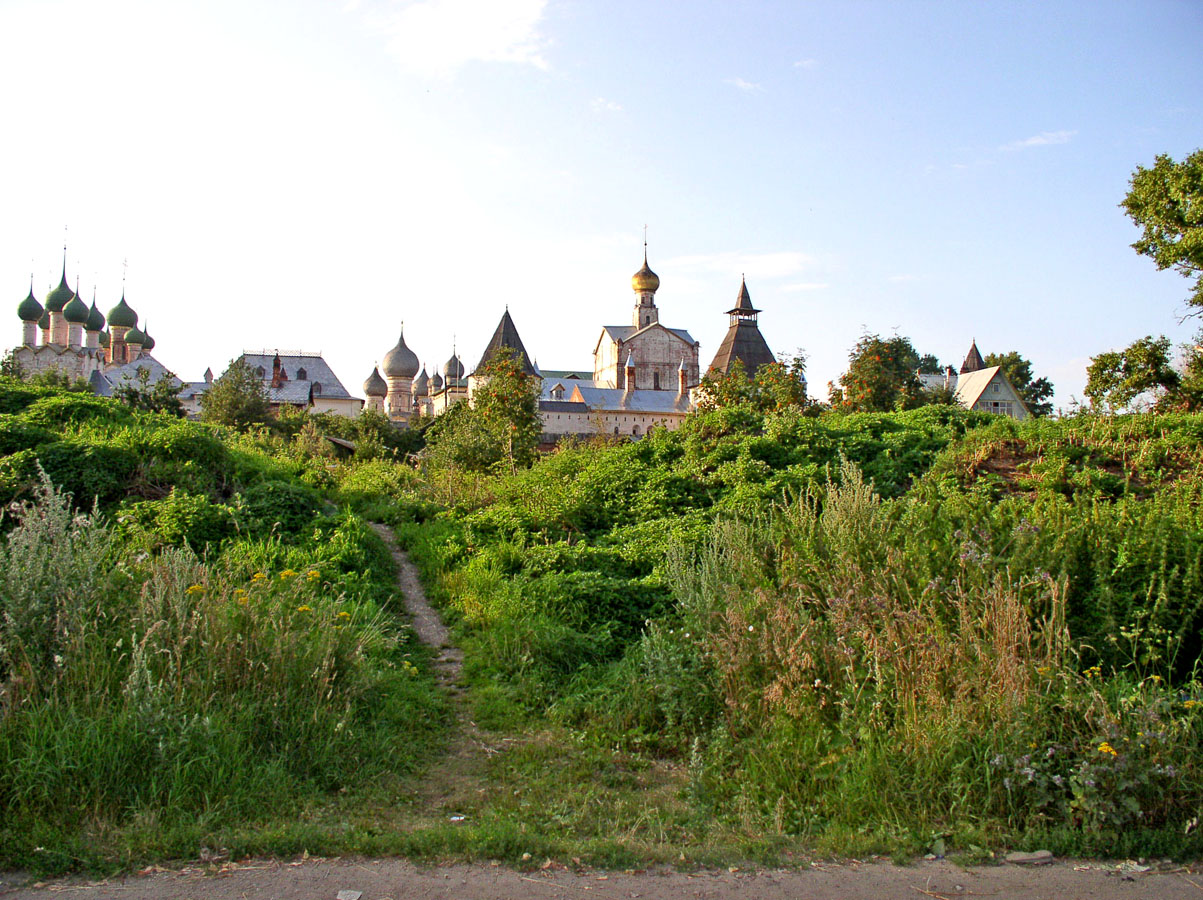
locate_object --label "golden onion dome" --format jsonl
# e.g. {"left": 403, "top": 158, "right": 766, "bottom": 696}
{"left": 631, "top": 252, "right": 660, "bottom": 294}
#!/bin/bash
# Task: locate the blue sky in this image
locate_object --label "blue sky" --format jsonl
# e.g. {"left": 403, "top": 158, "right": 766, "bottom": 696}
{"left": 1, "top": 0, "right": 1199, "bottom": 406}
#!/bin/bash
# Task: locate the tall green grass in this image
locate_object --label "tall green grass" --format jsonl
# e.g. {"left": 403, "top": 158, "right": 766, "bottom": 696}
{"left": 0, "top": 475, "right": 446, "bottom": 873}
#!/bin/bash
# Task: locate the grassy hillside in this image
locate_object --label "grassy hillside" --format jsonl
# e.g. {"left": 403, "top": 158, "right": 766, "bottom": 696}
{"left": 2, "top": 384, "right": 1200, "bottom": 870}
{"left": 399, "top": 404, "right": 1203, "bottom": 858}
{"left": 0, "top": 382, "right": 446, "bottom": 873}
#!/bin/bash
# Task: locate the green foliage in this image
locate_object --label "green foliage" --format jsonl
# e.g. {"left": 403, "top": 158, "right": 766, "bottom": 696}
{"left": 0, "top": 444, "right": 445, "bottom": 872}
{"left": 984, "top": 350, "right": 1055, "bottom": 417}
{"left": 1121, "top": 149, "right": 1203, "bottom": 309}
{"left": 1085, "top": 335, "right": 1182, "bottom": 411}
{"left": 200, "top": 359, "right": 271, "bottom": 429}
{"left": 237, "top": 480, "right": 322, "bottom": 536}
{"left": 829, "top": 333, "right": 927, "bottom": 412}
{"left": 112, "top": 366, "right": 185, "bottom": 416}
{"left": 424, "top": 348, "right": 542, "bottom": 474}
{"left": 697, "top": 353, "right": 810, "bottom": 414}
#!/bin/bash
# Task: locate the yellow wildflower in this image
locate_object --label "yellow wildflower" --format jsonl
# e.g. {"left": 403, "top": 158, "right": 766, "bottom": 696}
{"left": 280, "top": 569, "right": 297, "bottom": 578}
{"left": 296, "top": 605, "right": 312, "bottom": 613}
{"left": 186, "top": 584, "right": 205, "bottom": 595}
{"left": 1184, "top": 699, "right": 1199, "bottom": 710}
{"left": 337, "top": 611, "right": 351, "bottom": 619}
{"left": 1036, "top": 666, "right": 1051, "bottom": 675}
{"left": 1098, "top": 741, "right": 1118, "bottom": 757}
{"left": 307, "top": 570, "right": 321, "bottom": 580}
{"left": 233, "top": 589, "right": 249, "bottom": 606}
{"left": 252, "top": 572, "right": 266, "bottom": 581}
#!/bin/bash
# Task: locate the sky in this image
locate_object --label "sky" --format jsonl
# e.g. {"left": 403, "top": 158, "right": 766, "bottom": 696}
{"left": 0, "top": 0, "right": 1200, "bottom": 408}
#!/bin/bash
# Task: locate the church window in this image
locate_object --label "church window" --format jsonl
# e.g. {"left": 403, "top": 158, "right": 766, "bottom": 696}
{"left": 613, "top": 427, "right": 619, "bottom": 435}
{"left": 313, "top": 382, "right": 322, "bottom": 395}
{"left": 297, "top": 368, "right": 307, "bottom": 380}
{"left": 653, "top": 371, "right": 660, "bottom": 390}
{"left": 255, "top": 366, "right": 265, "bottom": 377}
{"left": 633, "top": 425, "right": 640, "bottom": 436}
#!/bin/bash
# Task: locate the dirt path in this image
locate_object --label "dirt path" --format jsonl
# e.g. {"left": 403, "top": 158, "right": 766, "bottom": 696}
{"left": 369, "top": 523, "right": 462, "bottom": 685}
{"left": 3, "top": 857, "right": 1197, "bottom": 899}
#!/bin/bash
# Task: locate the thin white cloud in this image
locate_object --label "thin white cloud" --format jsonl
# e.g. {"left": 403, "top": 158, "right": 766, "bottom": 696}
{"left": 667, "top": 250, "right": 812, "bottom": 280}
{"left": 591, "top": 97, "right": 622, "bottom": 113}
{"left": 362, "top": 0, "right": 549, "bottom": 78}
{"left": 726, "top": 77, "right": 763, "bottom": 93}
{"left": 793, "top": 58, "right": 819, "bottom": 69}
{"left": 780, "top": 282, "right": 829, "bottom": 292}
{"left": 1001, "top": 129, "right": 1077, "bottom": 151}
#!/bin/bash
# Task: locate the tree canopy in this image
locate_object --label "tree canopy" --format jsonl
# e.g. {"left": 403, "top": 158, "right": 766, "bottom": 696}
{"left": 1085, "top": 335, "right": 1181, "bottom": 412}
{"left": 829, "top": 334, "right": 928, "bottom": 412}
{"left": 425, "top": 347, "right": 541, "bottom": 473}
{"left": 697, "top": 352, "right": 809, "bottom": 413}
{"left": 1122, "top": 149, "right": 1203, "bottom": 310}
{"left": 983, "top": 351, "right": 1054, "bottom": 417}
{"left": 200, "top": 359, "right": 271, "bottom": 429}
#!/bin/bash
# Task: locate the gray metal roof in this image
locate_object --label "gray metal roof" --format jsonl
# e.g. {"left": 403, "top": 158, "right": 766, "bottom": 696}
{"left": 237, "top": 353, "right": 353, "bottom": 399}
{"left": 569, "top": 384, "right": 692, "bottom": 414}
{"left": 539, "top": 399, "right": 590, "bottom": 413}
{"left": 541, "top": 375, "right": 596, "bottom": 398}
{"left": 600, "top": 324, "right": 698, "bottom": 346}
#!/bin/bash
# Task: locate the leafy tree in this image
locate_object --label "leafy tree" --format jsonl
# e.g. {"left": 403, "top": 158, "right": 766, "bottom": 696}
{"left": 1121, "top": 149, "right": 1203, "bottom": 310}
{"left": 0, "top": 350, "right": 23, "bottom": 379}
{"left": 829, "top": 334, "right": 926, "bottom": 412}
{"left": 983, "top": 351, "right": 1055, "bottom": 417}
{"left": 199, "top": 359, "right": 271, "bottom": 429}
{"left": 425, "top": 347, "right": 541, "bottom": 473}
{"left": 113, "top": 366, "right": 185, "bottom": 417}
{"left": 698, "top": 352, "right": 809, "bottom": 413}
{"left": 1085, "top": 335, "right": 1180, "bottom": 412}
{"left": 471, "top": 347, "right": 542, "bottom": 472}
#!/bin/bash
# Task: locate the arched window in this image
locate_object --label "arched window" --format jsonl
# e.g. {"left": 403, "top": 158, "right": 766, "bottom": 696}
{"left": 255, "top": 366, "right": 265, "bottom": 377}
{"left": 312, "top": 382, "right": 322, "bottom": 395}
{"left": 613, "top": 426, "right": 619, "bottom": 435}
{"left": 633, "top": 425, "right": 640, "bottom": 436}
{"left": 296, "top": 367, "right": 307, "bottom": 380}
{"left": 653, "top": 371, "right": 660, "bottom": 390}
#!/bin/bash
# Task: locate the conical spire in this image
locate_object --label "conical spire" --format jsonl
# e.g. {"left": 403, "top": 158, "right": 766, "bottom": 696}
{"left": 474, "top": 308, "right": 538, "bottom": 376}
{"left": 726, "top": 275, "right": 760, "bottom": 316}
{"left": 959, "top": 340, "right": 986, "bottom": 374}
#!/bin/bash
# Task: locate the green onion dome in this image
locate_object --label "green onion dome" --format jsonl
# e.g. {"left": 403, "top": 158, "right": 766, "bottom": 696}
{"left": 86, "top": 301, "right": 106, "bottom": 332}
{"left": 141, "top": 328, "right": 155, "bottom": 351}
{"left": 363, "top": 366, "right": 388, "bottom": 398}
{"left": 18, "top": 288, "right": 43, "bottom": 322}
{"left": 63, "top": 293, "right": 90, "bottom": 324}
{"left": 99, "top": 331, "right": 110, "bottom": 348}
{"left": 39, "top": 309, "right": 50, "bottom": 331}
{"left": 382, "top": 330, "right": 420, "bottom": 378}
{"left": 107, "top": 294, "right": 138, "bottom": 328}
{"left": 124, "top": 325, "right": 146, "bottom": 346}
{"left": 44, "top": 272, "right": 74, "bottom": 313}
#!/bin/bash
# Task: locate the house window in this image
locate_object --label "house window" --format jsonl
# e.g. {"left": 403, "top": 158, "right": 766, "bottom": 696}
{"left": 255, "top": 366, "right": 265, "bottom": 377}
{"left": 313, "top": 382, "right": 322, "bottom": 395}
{"left": 993, "top": 383, "right": 999, "bottom": 393}
{"left": 297, "top": 368, "right": 307, "bottom": 380}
